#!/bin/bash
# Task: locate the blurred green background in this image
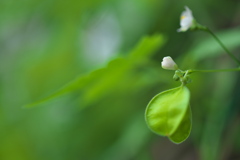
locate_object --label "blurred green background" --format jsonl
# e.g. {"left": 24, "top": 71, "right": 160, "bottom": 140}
{"left": 1, "top": 0, "right": 240, "bottom": 160}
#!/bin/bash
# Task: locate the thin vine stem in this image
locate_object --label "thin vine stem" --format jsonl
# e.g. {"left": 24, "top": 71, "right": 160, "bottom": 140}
{"left": 205, "top": 28, "right": 240, "bottom": 65}
{"left": 188, "top": 68, "right": 240, "bottom": 74}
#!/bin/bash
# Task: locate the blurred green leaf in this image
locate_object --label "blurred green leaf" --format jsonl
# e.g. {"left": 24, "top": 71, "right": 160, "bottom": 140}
{"left": 25, "top": 34, "right": 165, "bottom": 108}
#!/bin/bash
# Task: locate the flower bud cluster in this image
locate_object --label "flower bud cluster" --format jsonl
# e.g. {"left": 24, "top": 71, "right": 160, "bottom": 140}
{"left": 173, "top": 70, "right": 192, "bottom": 85}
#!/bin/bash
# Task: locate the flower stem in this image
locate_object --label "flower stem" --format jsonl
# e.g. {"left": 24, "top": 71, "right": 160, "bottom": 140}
{"left": 205, "top": 28, "right": 240, "bottom": 65}
{"left": 189, "top": 68, "right": 240, "bottom": 73}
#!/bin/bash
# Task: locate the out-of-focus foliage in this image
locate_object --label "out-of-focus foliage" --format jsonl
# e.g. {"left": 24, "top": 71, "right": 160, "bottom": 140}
{"left": 26, "top": 34, "right": 164, "bottom": 108}
{"left": 1, "top": 0, "right": 240, "bottom": 160}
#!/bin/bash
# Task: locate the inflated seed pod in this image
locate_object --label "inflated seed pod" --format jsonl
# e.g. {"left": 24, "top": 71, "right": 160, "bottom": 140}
{"left": 145, "top": 86, "right": 192, "bottom": 143}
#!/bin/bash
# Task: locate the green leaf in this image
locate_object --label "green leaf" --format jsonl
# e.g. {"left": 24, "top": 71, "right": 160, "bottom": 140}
{"left": 145, "top": 86, "right": 191, "bottom": 144}
{"left": 24, "top": 74, "right": 89, "bottom": 108}
{"left": 25, "top": 34, "right": 165, "bottom": 108}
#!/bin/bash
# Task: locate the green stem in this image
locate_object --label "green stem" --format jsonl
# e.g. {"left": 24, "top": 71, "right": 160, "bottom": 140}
{"left": 189, "top": 68, "right": 240, "bottom": 73}
{"left": 205, "top": 28, "right": 240, "bottom": 65}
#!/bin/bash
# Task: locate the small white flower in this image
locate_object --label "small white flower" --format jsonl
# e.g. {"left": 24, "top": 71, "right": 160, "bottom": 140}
{"left": 177, "top": 6, "right": 194, "bottom": 32}
{"left": 161, "top": 56, "right": 178, "bottom": 70}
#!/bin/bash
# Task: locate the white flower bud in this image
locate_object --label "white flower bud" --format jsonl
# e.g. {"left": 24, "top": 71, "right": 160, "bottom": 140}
{"left": 161, "top": 56, "right": 178, "bottom": 70}
{"left": 177, "top": 6, "right": 194, "bottom": 32}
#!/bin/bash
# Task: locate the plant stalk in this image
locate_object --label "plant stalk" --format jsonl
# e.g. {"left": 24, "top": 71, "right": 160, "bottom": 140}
{"left": 205, "top": 28, "right": 240, "bottom": 65}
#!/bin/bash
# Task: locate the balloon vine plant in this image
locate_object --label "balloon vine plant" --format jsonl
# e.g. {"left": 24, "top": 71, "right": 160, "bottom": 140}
{"left": 145, "top": 6, "right": 240, "bottom": 144}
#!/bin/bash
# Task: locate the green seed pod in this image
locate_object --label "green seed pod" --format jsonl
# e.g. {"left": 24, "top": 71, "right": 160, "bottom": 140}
{"left": 173, "top": 74, "right": 180, "bottom": 81}
{"left": 186, "top": 76, "right": 192, "bottom": 84}
{"left": 182, "top": 75, "right": 192, "bottom": 85}
{"left": 175, "top": 70, "right": 184, "bottom": 77}
{"left": 145, "top": 86, "right": 192, "bottom": 143}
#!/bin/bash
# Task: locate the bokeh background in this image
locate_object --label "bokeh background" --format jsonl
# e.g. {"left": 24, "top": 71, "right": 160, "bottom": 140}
{"left": 1, "top": 0, "right": 240, "bottom": 160}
